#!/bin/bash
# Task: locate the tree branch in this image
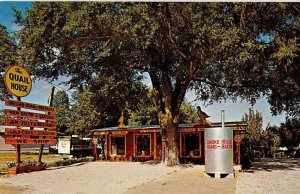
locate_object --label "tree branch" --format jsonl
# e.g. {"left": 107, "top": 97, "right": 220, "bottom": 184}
{"left": 165, "top": 4, "right": 188, "bottom": 61}
{"left": 194, "top": 78, "right": 228, "bottom": 88}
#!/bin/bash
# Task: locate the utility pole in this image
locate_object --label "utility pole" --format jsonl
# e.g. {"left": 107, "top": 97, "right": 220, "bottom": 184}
{"left": 38, "top": 86, "right": 55, "bottom": 162}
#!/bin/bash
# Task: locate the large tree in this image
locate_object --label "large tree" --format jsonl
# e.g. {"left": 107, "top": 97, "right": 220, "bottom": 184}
{"left": 16, "top": 3, "right": 300, "bottom": 165}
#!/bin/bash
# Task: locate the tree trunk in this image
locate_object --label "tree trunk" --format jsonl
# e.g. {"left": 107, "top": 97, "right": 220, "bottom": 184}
{"left": 162, "top": 109, "right": 180, "bottom": 166}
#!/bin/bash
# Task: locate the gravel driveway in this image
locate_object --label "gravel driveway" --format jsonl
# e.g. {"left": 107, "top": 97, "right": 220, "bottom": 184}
{"left": 0, "top": 158, "right": 299, "bottom": 194}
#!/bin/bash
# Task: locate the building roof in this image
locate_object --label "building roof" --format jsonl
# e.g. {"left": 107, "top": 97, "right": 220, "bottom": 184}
{"left": 93, "top": 121, "right": 247, "bottom": 132}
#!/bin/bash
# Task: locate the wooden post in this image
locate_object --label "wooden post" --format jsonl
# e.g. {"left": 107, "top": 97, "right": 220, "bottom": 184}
{"left": 199, "top": 132, "right": 201, "bottom": 158}
{"left": 105, "top": 133, "right": 108, "bottom": 160}
{"left": 237, "top": 142, "right": 240, "bottom": 165}
{"left": 16, "top": 97, "right": 21, "bottom": 163}
{"left": 133, "top": 133, "right": 136, "bottom": 158}
{"left": 179, "top": 132, "right": 182, "bottom": 158}
{"left": 153, "top": 132, "right": 157, "bottom": 160}
{"left": 238, "top": 132, "right": 241, "bottom": 165}
{"left": 38, "top": 86, "right": 55, "bottom": 162}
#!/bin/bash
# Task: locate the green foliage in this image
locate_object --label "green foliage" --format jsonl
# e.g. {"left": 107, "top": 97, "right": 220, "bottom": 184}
{"left": 242, "top": 109, "right": 291, "bottom": 159}
{"left": 128, "top": 104, "right": 158, "bottom": 126}
{"left": 6, "top": 160, "right": 46, "bottom": 167}
{"left": 271, "top": 118, "right": 300, "bottom": 150}
{"left": 128, "top": 89, "right": 158, "bottom": 125}
{"left": 88, "top": 72, "right": 149, "bottom": 125}
{"left": 69, "top": 91, "right": 101, "bottom": 135}
{"left": 280, "top": 119, "right": 300, "bottom": 149}
{"left": 128, "top": 90, "right": 197, "bottom": 125}
{"left": 179, "top": 102, "right": 198, "bottom": 124}
{"left": 46, "top": 157, "right": 92, "bottom": 168}
{"left": 53, "top": 90, "right": 71, "bottom": 135}
{"left": 16, "top": 3, "right": 299, "bottom": 118}
{"left": 265, "top": 125, "right": 282, "bottom": 157}
{"left": 0, "top": 25, "right": 17, "bottom": 100}
{"left": 15, "top": 2, "right": 300, "bottom": 164}
{"left": 234, "top": 3, "right": 300, "bottom": 118}
{"left": 242, "top": 108, "right": 265, "bottom": 158}
{"left": 68, "top": 72, "right": 148, "bottom": 135}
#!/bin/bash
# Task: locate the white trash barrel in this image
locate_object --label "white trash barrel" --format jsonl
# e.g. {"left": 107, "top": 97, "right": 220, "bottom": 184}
{"left": 205, "top": 127, "right": 233, "bottom": 174}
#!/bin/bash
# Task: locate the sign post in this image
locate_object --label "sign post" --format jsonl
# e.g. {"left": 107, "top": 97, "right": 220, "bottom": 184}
{"left": 16, "top": 97, "right": 21, "bottom": 163}
{"left": 3, "top": 65, "right": 56, "bottom": 167}
{"left": 234, "top": 133, "right": 242, "bottom": 165}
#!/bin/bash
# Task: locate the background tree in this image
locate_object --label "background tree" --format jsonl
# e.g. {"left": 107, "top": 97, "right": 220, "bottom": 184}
{"left": 273, "top": 118, "right": 300, "bottom": 154}
{"left": 241, "top": 109, "right": 283, "bottom": 160}
{"left": 280, "top": 119, "right": 300, "bottom": 150}
{"left": 15, "top": 3, "right": 300, "bottom": 165}
{"left": 179, "top": 102, "right": 198, "bottom": 124}
{"left": 52, "top": 90, "right": 71, "bottom": 135}
{"left": 242, "top": 108, "right": 265, "bottom": 158}
{"left": 0, "top": 25, "right": 17, "bottom": 100}
{"left": 69, "top": 91, "right": 101, "bottom": 136}
{"left": 265, "top": 125, "right": 282, "bottom": 157}
{"left": 89, "top": 71, "right": 148, "bottom": 127}
{"left": 128, "top": 90, "right": 197, "bottom": 125}
{"left": 128, "top": 90, "right": 159, "bottom": 126}
{"left": 68, "top": 72, "right": 148, "bottom": 135}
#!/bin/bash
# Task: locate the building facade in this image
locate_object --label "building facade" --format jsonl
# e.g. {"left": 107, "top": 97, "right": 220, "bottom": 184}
{"left": 91, "top": 122, "right": 247, "bottom": 164}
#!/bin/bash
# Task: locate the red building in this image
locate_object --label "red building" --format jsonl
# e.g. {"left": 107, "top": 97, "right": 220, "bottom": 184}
{"left": 90, "top": 122, "right": 246, "bottom": 164}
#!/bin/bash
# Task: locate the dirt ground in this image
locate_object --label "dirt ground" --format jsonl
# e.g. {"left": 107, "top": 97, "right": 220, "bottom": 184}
{"left": 235, "top": 158, "right": 300, "bottom": 194}
{"left": 0, "top": 158, "right": 299, "bottom": 194}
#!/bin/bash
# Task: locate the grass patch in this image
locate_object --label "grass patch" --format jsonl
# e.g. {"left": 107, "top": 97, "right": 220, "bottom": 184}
{"left": 0, "top": 152, "right": 58, "bottom": 162}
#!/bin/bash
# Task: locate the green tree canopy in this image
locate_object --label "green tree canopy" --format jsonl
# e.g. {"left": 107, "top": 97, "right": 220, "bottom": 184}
{"left": 69, "top": 91, "right": 101, "bottom": 136}
{"left": 0, "top": 25, "right": 17, "bottom": 100}
{"left": 52, "top": 90, "right": 71, "bottom": 135}
{"left": 68, "top": 72, "right": 148, "bottom": 135}
{"left": 278, "top": 118, "right": 300, "bottom": 149}
{"left": 128, "top": 90, "right": 197, "bottom": 125}
{"left": 15, "top": 2, "right": 300, "bottom": 165}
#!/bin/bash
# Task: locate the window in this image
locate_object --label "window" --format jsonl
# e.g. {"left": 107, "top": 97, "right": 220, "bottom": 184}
{"left": 111, "top": 136, "right": 125, "bottom": 155}
{"left": 136, "top": 135, "right": 151, "bottom": 156}
{"left": 182, "top": 133, "right": 200, "bottom": 157}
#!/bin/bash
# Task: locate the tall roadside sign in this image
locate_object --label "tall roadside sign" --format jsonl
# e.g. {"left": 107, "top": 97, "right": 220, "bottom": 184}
{"left": 3, "top": 65, "right": 56, "bottom": 163}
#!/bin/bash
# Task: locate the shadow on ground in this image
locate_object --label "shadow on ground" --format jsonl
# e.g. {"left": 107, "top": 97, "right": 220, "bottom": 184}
{"left": 46, "top": 162, "right": 87, "bottom": 170}
{"left": 245, "top": 158, "right": 300, "bottom": 172}
{"left": 141, "top": 160, "right": 198, "bottom": 169}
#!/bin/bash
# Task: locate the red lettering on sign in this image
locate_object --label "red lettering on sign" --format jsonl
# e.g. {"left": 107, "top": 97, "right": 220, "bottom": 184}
{"left": 207, "top": 144, "right": 217, "bottom": 149}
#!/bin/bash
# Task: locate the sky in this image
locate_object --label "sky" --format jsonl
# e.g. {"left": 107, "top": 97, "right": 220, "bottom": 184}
{"left": 0, "top": 2, "right": 287, "bottom": 128}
